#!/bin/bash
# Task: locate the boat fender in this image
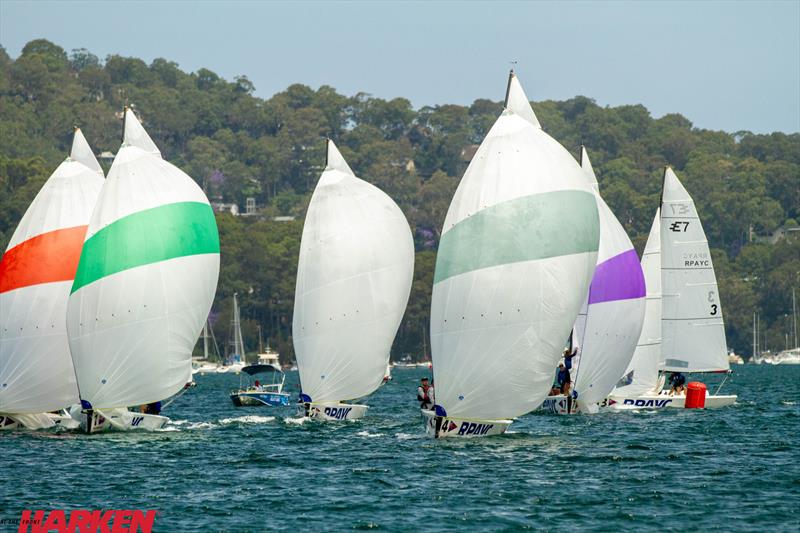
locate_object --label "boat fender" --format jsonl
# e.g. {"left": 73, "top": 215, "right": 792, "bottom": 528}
{"left": 685, "top": 382, "right": 706, "bottom": 409}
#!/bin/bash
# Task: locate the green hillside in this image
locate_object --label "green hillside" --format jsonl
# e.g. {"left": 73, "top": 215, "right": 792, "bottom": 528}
{"left": 1, "top": 39, "right": 798, "bottom": 361}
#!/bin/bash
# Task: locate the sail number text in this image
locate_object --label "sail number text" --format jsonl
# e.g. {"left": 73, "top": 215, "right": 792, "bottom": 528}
{"left": 669, "top": 221, "right": 690, "bottom": 232}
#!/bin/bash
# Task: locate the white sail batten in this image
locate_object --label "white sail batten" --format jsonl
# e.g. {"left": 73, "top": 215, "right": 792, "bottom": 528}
{"left": 293, "top": 140, "right": 414, "bottom": 403}
{"left": 430, "top": 72, "right": 600, "bottom": 421}
{"left": 67, "top": 111, "right": 219, "bottom": 409}
{"left": 660, "top": 168, "right": 728, "bottom": 372}
{"left": 0, "top": 130, "right": 104, "bottom": 415}
{"left": 614, "top": 208, "right": 662, "bottom": 396}
{"left": 572, "top": 149, "right": 645, "bottom": 409}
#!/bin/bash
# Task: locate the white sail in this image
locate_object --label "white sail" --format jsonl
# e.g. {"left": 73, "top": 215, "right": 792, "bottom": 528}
{"left": 66, "top": 109, "right": 220, "bottom": 409}
{"left": 660, "top": 167, "right": 728, "bottom": 372}
{"left": 430, "top": 72, "right": 600, "bottom": 421}
{"left": 572, "top": 148, "right": 645, "bottom": 409}
{"left": 0, "top": 129, "right": 104, "bottom": 414}
{"left": 293, "top": 140, "right": 414, "bottom": 403}
{"left": 614, "top": 208, "right": 662, "bottom": 396}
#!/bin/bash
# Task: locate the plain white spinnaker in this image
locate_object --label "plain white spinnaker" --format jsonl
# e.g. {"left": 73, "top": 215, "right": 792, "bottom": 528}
{"left": 430, "top": 72, "right": 600, "bottom": 421}
{"left": 66, "top": 109, "right": 220, "bottom": 410}
{"left": 293, "top": 140, "right": 414, "bottom": 404}
{"left": 614, "top": 208, "right": 662, "bottom": 397}
{"left": 660, "top": 167, "right": 728, "bottom": 372}
{"left": 571, "top": 147, "right": 645, "bottom": 409}
{"left": 0, "top": 129, "right": 104, "bottom": 417}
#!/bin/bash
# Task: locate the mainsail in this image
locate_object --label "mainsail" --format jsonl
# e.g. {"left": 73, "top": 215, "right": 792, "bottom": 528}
{"left": 614, "top": 208, "right": 662, "bottom": 396}
{"left": 430, "top": 72, "right": 600, "bottom": 421}
{"left": 660, "top": 167, "right": 728, "bottom": 372}
{"left": 572, "top": 147, "right": 645, "bottom": 408}
{"left": 293, "top": 140, "right": 414, "bottom": 403}
{"left": 66, "top": 109, "right": 220, "bottom": 410}
{"left": 0, "top": 130, "right": 104, "bottom": 415}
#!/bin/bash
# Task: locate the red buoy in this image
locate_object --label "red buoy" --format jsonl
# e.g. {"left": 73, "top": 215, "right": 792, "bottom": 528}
{"left": 685, "top": 382, "right": 707, "bottom": 409}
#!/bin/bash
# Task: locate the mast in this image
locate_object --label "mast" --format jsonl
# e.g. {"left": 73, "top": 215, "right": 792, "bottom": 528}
{"left": 504, "top": 69, "right": 514, "bottom": 107}
{"left": 793, "top": 288, "right": 797, "bottom": 349}
{"left": 753, "top": 312, "right": 757, "bottom": 362}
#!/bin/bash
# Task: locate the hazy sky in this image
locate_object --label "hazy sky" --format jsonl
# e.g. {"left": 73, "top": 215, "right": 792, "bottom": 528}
{"left": 1, "top": 0, "right": 798, "bottom": 133}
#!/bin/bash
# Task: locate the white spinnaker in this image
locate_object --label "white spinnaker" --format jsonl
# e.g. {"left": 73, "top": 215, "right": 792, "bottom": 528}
{"left": 0, "top": 130, "right": 104, "bottom": 414}
{"left": 660, "top": 167, "right": 728, "bottom": 372}
{"left": 293, "top": 140, "right": 414, "bottom": 403}
{"left": 615, "top": 209, "right": 662, "bottom": 396}
{"left": 572, "top": 148, "right": 645, "bottom": 408}
{"left": 430, "top": 73, "right": 599, "bottom": 420}
{"left": 67, "top": 109, "right": 219, "bottom": 409}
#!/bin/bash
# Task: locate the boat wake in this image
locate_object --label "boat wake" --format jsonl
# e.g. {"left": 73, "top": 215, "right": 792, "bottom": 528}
{"left": 220, "top": 415, "right": 275, "bottom": 425}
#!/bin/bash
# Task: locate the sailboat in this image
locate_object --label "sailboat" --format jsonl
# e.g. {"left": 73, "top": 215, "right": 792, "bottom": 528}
{"left": 542, "top": 147, "right": 646, "bottom": 414}
{"left": 0, "top": 129, "right": 104, "bottom": 430}
{"left": 66, "top": 109, "right": 220, "bottom": 432}
{"left": 423, "top": 71, "right": 600, "bottom": 438}
{"left": 217, "top": 293, "right": 247, "bottom": 374}
{"left": 293, "top": 139, "right": 414, "bottom": 421}
{"left": 607, "top": 167, "right": 736, "bottom": 409}
{"left": 192, "top": 318, "right": 222, "bottom": 375}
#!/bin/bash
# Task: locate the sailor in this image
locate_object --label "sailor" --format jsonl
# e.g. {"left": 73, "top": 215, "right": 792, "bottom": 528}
{"left": 669, "top": 372, "right": 686, "bottom": 395}
{"left": 254, "top": 380, "right": 262, "bottom": 391}
{"left": 144, "top": 401, "right": 162, "bottom": 415}
{"left": 563, "top": 347, "right": 577, "bottom": 370}
{"left": 417, "top": 377, "right": 433, "bottom": 410}
{"left": 557, "top": 363, "right": 571, "bottom": 396}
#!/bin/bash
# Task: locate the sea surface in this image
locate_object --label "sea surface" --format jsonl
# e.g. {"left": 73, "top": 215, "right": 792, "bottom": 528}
{"left": 1, "top": 365, "right": 798, "bottom": 532}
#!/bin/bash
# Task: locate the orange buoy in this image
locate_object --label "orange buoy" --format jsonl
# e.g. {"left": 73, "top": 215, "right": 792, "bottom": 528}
{"left": 685, "top": 382, "right": 707, "bottom": 409}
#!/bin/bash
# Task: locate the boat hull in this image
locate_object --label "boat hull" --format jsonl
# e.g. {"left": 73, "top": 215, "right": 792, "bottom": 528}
{"left": 70, "top": 407, "right": 169, "bottom": 433}
{"left": 0, "top": 411, "right": 80, "bottom": 430}
{"left": 305, "top": 402, "right": 368, "bottom": 421}
{"left": 420, "top": 409, "right": 512, "bottom": 438}
{"left": 604, "top": 391, "right": 737, "bottom": 410}
{"left": 230, "top": 391, "right": 291, "bottom": 407}
{"left": 541, "top": 395, "right": 580, "bottom": 415}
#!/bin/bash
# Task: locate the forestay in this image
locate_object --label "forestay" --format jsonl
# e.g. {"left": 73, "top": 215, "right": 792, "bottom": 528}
{"left": 572, "top": 148, "right": 645, "bottom": 409}
{"left": 430, "top": 72, "right": 600, "bottom": 421}
{"left": 0, "top": 130, "right": 104, "bottom": 414}
{"left": 67, "top": 109, "right": 220, "bottom": 410}
{"left": 614, "top": 208, "right": 662, "bottom": 396}
{"left": 293, "top": 140, "right": 414, "bottom": 403}
{"left": 660, "top": 167, "right": 728, "bottom": 372}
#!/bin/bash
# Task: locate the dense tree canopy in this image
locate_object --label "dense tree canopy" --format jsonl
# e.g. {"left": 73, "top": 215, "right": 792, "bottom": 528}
{"left": 1, "top": 40, "right": 797, "bottom": 362}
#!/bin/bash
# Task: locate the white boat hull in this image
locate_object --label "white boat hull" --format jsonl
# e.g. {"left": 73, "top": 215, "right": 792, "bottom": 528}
{"left": 604, "top": 391, "right": 737, "bottom": 410}
{"left": 305, "top": 402, "right": 368, "bottom": 421}
{"left": 69, "top": 407, "right": 169, "bottom": 433}
{"left": 0, "top": 411, "right": 80, "bottom": 430}
{"left": 421, "top": 409, "right": 512, "bottom": 438}
{"left": 541, "top": 395, "right": 580, "bottom": 415}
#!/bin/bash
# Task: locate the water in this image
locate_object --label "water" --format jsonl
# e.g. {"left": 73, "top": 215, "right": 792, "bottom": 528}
{"left": 2, "top": 366, "right": 798, "bottom": 532}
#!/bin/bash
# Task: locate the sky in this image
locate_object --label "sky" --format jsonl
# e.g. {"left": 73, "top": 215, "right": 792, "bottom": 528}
{"left": 1, "top": 0, "right": 798, "bottom": 134}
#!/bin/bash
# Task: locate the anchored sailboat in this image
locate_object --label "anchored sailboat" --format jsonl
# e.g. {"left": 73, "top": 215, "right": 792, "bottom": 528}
{"left": 66, "top": 109, "right": 220, "bottom": 432}
{"left": 0, "top": 129, "right": 104, "bottom": 430}
{"left": 423, "top": 71, "right": 600, "bottom": 438}
{"left": 543, "top": 147, "right": 646, "bottom": 414}
{"left": 607, "top": 167, "right": 736, "bottom": 409}
{"left": 218, "top": 293, "right": 247, "bottom": 374}
{"left": 293, "top": 139, "right": 414, "bottom": 421}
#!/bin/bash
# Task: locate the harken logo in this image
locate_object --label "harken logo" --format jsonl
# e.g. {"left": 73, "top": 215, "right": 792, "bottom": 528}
{"left": 17, "top": 509, "right": 157, "bottom": 533}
